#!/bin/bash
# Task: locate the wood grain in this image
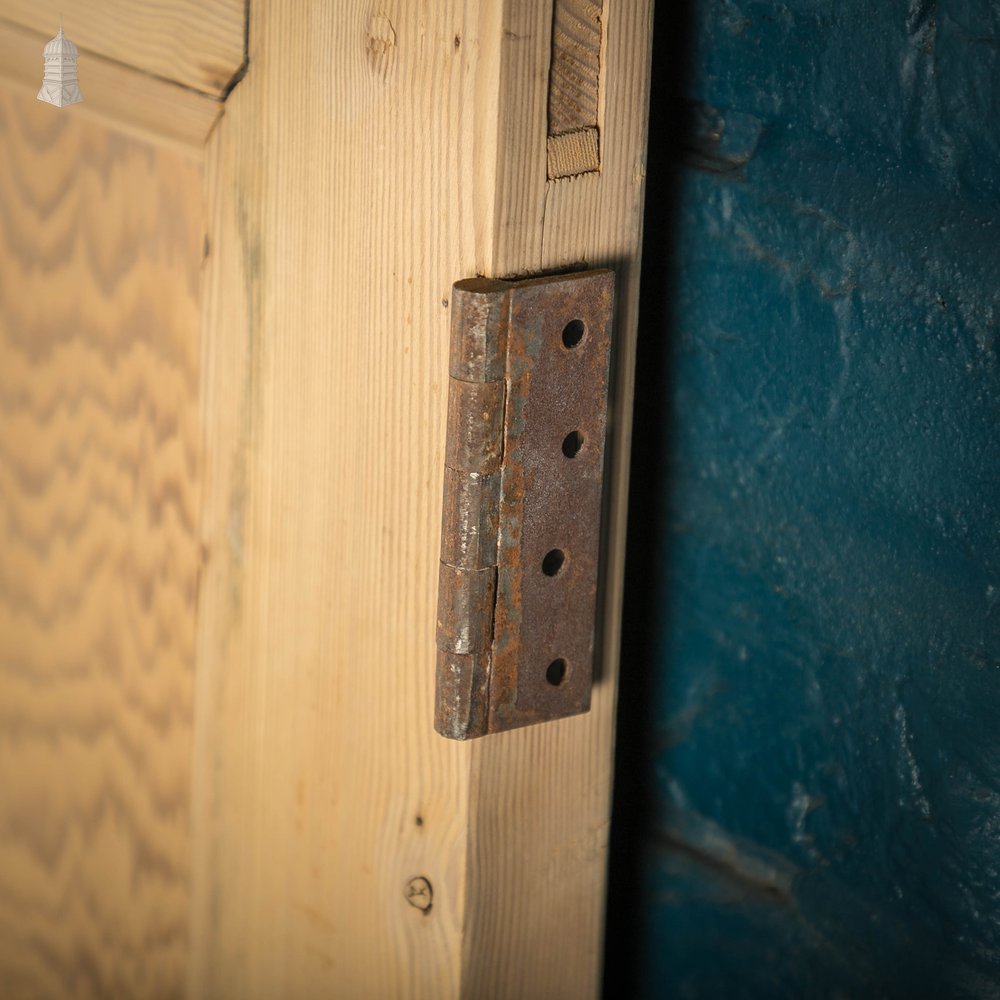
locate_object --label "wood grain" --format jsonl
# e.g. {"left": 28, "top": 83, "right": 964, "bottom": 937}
{"left": 191, "top": 7, "right": 480, "bottom": 993}
{"left": 0, "top": 19, "right": 221, "bottom": 160}
{"left": 191, "top": 1, "right": 652, "bottom": 997}
{"left": 468, "top": 0, "right": 652, "bottom": 994}
{"left": 0, "top": 0, "right": 245, "bottom": 97}
{"left": 0, "top": 83, "right": 204, "bottom": 998}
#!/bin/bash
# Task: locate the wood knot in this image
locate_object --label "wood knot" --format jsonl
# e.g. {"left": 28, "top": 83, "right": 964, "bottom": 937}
{"left": 367, "top": 12, "right": 397, "bottom": 78}
{"left": 404, "top": 876, "right": 433, "bottom": 913}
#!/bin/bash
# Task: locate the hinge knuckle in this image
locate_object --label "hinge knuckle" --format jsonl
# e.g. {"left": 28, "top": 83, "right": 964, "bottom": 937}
{"left": 434, "top": 650, "right": 490, "bottom": 740}
{"left": 436, "top": 563, "right": 496, "bottom": 655}
{"left": 444, "top": 378, "right": 505, "bottom": 474}
{"left": 449, "top": 279, "right": 509, "bottom": 381}
{"left": 440, "top": 467, "right": 500, "bottom": 569}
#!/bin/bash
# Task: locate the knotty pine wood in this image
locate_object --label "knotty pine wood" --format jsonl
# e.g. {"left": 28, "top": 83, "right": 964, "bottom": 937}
{"left": 0, "top": 0, "right": 245, "bottom": 97}
{"left": 0, "top": 84, "right": 204, "bottom": 997}
{"left": 0, "top": 19, "right": 221, "bottom": 159}
{"left": 192, "top": 2, "right": 652, "bottom": 997}
{"left": 190, "top": 7, "right": 481, "bottom": 992}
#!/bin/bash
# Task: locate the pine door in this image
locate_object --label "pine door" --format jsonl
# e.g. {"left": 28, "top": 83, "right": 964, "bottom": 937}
{"left": 0, "top": 4, "right": 653, "bottom": 996}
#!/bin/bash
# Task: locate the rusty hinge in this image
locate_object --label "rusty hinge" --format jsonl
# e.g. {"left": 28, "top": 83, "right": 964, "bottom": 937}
{"left": 435, "top": 269, "right": 615, "bottom": 739}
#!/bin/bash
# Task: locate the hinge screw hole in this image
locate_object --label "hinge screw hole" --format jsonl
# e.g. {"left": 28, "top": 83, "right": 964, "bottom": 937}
{"left": 546, "top": 659, "right": 568, "bottom": 686}
{"left": 542, "top": 549, "right": 565, "bottom": 576}
{"left": 562, "top": 431, "right": 584, "bottom": 458}
{"left": 562, "top": 319, "right": 586, "bottom": 349}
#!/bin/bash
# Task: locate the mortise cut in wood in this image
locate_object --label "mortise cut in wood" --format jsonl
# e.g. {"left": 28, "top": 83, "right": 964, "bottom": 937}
{"left": 547, "top": 0, "right": 604, "bottom": 179}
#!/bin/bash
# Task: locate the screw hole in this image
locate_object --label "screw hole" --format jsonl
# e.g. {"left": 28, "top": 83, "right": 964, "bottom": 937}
{"left": 542, "top": 549, "right": 565, "bottom": 576}
{"left": 562, "top": 319, "right": 586, "bottom": 349}
{"left": 546, "top": 659, "right": 568, "bottom": 686}
{"left": 562, "top": 431, "right": 584, "bottom": 458}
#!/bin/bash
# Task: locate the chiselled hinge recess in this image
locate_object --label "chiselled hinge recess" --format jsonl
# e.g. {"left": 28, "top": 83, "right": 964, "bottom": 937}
{"left": 435, "top": 270, "right": 615, "bottom": 739}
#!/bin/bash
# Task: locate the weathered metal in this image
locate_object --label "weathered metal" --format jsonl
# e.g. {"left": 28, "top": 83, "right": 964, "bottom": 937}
{"left": 435, "top": 269, "right": 615, "bottom": 739}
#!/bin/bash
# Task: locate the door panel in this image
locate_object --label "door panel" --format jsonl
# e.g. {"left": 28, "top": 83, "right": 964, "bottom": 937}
{"left": 0, "top": 85, "right": 204, "bottom": 997}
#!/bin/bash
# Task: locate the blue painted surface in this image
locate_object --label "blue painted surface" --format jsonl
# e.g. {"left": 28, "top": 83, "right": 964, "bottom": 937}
{"left": 607, "top": 2, "right": 1000, "bottom": 996}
